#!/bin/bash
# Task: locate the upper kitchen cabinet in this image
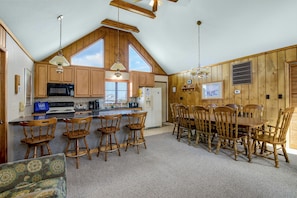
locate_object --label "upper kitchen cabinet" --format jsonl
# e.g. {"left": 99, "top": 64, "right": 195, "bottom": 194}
{"left": 48, "top": 65, "right": 74, "bottom": 83}
{"left": 75, "top": 66, "right": 105, "bottom": 97}
{"left": 138, "top": 72, "right": 155, "bottom": 87}
{"left": 129, "top": 71, "right": 155, "bottom": 97}
{"left": 34, "top": 63, "right": 48, "bottom": 98}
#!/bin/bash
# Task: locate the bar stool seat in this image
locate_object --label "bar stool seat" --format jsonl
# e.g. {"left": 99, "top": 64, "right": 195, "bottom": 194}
{"left": 20, "top": 117, "right": 57, "bottom": 159}
{"left": 97, "top": 114, "right": 122, "bottom": 161}
{"left": 125, "top": 112, "right": 147, "bottom": 154}
{"left": 63, "top": 116, "right": 92, "bottom": 169}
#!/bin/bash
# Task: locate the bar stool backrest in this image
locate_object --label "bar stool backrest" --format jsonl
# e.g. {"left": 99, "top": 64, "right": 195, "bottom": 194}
{"left": 127, "top": 112, "right": 147, "bottom": 130}
{"left": 98, "top": 114, "right": 122, "bottom": 133}
{"left": 20, "top": 117, "right": 57, "bottom": 141}
{"left": 64, "top": 116, "right": 92, "bottom": 135}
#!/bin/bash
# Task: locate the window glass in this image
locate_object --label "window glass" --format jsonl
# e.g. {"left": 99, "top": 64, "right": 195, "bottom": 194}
{"left": 71, "top": 39, "right": 104, "bottom": 67}
{"left": 105, "top": 81, "right": 128, "bottom": 104}
{"left": 129, "top": 44, "right": 151, "bottom": 72}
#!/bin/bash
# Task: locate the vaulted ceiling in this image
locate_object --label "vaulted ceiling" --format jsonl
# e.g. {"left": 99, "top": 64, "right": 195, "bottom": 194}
{"left": 1, "top": 0, "right": 297, "bottom": 75}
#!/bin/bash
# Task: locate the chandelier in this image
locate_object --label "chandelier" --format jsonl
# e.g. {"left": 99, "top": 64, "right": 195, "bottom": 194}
{"left": 190, "top": 20, "right": 209, "bottom": 78}
{"left": 110, "top": 8, "right": 126, "bottom": 77}
{"left": 49, "top": 15, "right": 70, "bottom": 73}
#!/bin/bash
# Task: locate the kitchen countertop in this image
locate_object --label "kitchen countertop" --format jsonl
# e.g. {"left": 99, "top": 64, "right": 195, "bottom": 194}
{"left": 9, "top": 108, "right": 144, "bottom": 124}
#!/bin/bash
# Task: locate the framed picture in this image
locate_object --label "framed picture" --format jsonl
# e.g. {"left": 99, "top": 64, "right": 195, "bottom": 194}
{"left": 24, "top": 68, "right": 32, "bottom": 106}
{"left": 201, "top": 81, "right": 223, "bottom": 100}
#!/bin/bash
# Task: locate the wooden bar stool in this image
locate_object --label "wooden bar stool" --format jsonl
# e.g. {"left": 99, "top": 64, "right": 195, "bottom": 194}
{"left": 97, "top": 114, "right": 122, "bottom": 161}
{"left": 125, "top": 112, "right": 147, "bottom": 154}
{"left": 20, "top": 117, "right": 57, "bottom": 159}
{"left": 63, "top": 116, "right": 92, "bottom": 169}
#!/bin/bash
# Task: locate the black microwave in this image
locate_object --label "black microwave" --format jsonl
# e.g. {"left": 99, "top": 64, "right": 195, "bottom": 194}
{"left": 47, "top": 83, "right": 74, "bottom": 96}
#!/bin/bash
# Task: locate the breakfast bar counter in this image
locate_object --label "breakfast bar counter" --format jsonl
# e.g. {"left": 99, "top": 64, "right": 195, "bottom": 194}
{"left": 8, "top": 108, "right": 145, "bottom": 161}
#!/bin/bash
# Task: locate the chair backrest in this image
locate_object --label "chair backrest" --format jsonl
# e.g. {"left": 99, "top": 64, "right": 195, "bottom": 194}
{"left": 64, "top": 116, "right": 92, "bottom": 135}
{"left": 20, "top": 117, "right": 57, "bottom": 140}
{"left": 205, "top": 103, "right": 217, "bottom": 114}
{"left": 272, "top": 107, "right": 295, "bottom": 141}
{"left": 170, "top": 103, "right": 178, "bottom": 123}
{"left": 226, "top": 104, "right": 243, "bottom": 116}
{"left": 242, "top": 104, "right": 263, "bottom": 119}
{"left": 127, "top": 112, "right": 147, "bottom": 130}
{"left": 176, "top": 104, "right": 191, "bottom": 128}
{"left": 98, "top": 114, "right": 122, "bottom": 133}
{"left": 214, "top": 106, "right": 238, "bottom": 139}
{"left": 192, "top": 105, "right": 211, "bottom": 133}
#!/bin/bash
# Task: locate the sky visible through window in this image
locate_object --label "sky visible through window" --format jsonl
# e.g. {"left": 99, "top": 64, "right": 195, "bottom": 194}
{"left": 129, "top": 44, "right": 151, "bottom": 72}
{"left": 105, "top": 82, "right": 128, "bottom": 104}
{"left": 71, "top": 39, "right": 104, "bottom": 67}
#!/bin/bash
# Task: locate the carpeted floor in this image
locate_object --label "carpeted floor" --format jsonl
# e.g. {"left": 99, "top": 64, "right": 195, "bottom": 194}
{"left": 66, "top": 127, "right": 297, "bottom": 198}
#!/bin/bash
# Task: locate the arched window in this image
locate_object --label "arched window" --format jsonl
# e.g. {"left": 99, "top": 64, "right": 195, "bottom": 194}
{"left": 129, "top": 44, "right": 151, "bottom": 72}
{"left": 71, "top": 39, "right": 104, "bottom": 67}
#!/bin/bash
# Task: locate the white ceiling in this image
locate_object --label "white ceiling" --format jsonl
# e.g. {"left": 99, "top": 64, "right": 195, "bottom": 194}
{"left": 1, "top": 0, "right": 297, "bottom": 75}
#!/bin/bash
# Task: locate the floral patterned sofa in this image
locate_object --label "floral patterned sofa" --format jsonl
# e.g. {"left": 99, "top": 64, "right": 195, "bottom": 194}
{"left": 0, "top": 153, "right": 66, "bottom": 198}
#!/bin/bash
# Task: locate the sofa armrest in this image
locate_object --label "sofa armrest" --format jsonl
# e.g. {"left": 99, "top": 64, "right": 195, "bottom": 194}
{"left": 0, "top": 153, "right": 66, "bottom": 193}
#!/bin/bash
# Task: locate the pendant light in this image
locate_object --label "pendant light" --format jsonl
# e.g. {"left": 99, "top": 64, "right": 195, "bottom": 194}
{"left": 190, "top": 20, "right": 209, "bottom": 78}
{"left": 49, "top": 15, "right": 70, "bottom": 73}
{"left": 110, "top": 8, "right": 126, "bottom": 77}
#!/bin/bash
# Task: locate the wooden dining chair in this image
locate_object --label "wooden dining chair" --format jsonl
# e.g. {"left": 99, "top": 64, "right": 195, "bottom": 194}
{"left": 252, "top": 107, "right": 295, "bottom": 168}
{"left": 97, "top": 114, "right": 122, "bottom": 161}
{"left": 176, "top": 104, "right": 195, "bottom": 144}
{"left": 214, "top": 106, "right": 248, "bottom": 160}
{"left": 170, "top": 103, "right": 179, "bottom": 135}
{"left": 242, "top": 104, "right": 264, "bottom": 119}
{"left": 192, "top": 105, "right": 215, "bottom": 152}
{"left": 63, "top": 116, "right": 92, "bottom": 169}
{"left": 20, "top": 117, "right": 57, "bottom": 159}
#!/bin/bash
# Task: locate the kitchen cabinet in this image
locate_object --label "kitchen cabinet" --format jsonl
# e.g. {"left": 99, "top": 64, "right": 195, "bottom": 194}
{"left": 75, "top": 66, "right": 105, "bottom": 97}
{"left": 138, "top": 72, "right": 155, "bottom": 87}
{"left": 34, "top": 63, "right": 48, "bottom": 98}
{"left": 129, "top": 71, "right": 155, "bottom": 97}
{"left": 48, "top": 65, "right": 74, "bottom": 83}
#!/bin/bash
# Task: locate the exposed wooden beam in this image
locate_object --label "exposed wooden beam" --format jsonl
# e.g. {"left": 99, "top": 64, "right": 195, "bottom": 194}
{"left": 101, "top": 19, "right": 140, "bottom": 33}
{"left": 110, "top": 0, "right": 156, "bottom": 19}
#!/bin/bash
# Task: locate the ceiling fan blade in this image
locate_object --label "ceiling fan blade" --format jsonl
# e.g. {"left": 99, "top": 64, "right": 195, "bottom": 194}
{"left": 152, "top": 0, "right": 158, "bottom": 12}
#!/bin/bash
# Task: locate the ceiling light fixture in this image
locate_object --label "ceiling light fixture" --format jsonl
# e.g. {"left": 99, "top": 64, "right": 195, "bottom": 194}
{"left": 190, "top": 20, "right": 209, "bottom": 79}
{"left": 49, "top": 15, "right": 70, "bottom": 73}
{"left": 110, "top": 8, "right": 126, "bottom": 78}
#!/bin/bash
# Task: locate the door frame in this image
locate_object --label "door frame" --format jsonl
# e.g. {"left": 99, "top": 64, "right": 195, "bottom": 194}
{"left": 0, "top": 47, "right": 7, "bottom": 163}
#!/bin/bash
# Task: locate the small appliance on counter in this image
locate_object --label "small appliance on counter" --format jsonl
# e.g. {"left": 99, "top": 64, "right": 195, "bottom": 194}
{"left": 89, "top": 100, "right": 100, "bottom": 110}
{"left": 128, "top": 102, "right": 138, "bottom": 108}
{"left": 34, "top": 101, "right": 49, "bottom": 113}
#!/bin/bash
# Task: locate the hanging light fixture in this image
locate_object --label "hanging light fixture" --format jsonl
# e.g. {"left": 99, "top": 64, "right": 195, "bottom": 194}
{"left": 49, "top": 15, "right": 70, "bottom": 73}
{"left": 110, "top": 8, "right": 126, "bottom": 77}
{"left": 190, "top": 20, "right": 209, "bottom": 78}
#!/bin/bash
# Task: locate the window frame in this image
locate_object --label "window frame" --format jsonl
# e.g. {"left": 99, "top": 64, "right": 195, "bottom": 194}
{"left": 105, "top": 79, "right": 129, "bottom": 104}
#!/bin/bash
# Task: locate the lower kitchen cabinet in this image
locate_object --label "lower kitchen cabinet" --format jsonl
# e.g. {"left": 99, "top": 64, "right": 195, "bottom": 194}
{"left": 75, "top": 66, "right": 105, "bottom": 97}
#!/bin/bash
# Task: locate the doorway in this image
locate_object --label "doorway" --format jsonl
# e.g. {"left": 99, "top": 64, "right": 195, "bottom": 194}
{"left": 0, "top": 49, "right": 7, "bottom": 163}
{"left": 154, "top": 82, "right": 167, "bottom": 123}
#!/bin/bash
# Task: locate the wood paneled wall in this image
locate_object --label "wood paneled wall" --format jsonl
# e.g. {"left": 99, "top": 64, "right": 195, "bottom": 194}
{"left": 168, "top": 45, "right": 297, "bottom": 125}
{"left": 42, "top": 26, "right": 166, "bottom": 75}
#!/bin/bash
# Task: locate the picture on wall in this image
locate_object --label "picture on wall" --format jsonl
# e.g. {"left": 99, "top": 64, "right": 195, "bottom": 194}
{"left": 24, "top": 68, "right": 32, "bottom": 106}
{"left": 201, "top": 81, "right": 223, "bottom": 100}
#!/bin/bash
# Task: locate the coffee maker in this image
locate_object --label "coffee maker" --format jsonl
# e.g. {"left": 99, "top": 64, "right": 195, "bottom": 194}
{"left": 89, "top": 100, "right": 100, "bottom": 110}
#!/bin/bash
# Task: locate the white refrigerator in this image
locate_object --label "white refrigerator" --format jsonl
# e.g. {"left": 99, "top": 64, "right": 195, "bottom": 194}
{"left": 137, "top": 87, "right": 162, "bottom": 128}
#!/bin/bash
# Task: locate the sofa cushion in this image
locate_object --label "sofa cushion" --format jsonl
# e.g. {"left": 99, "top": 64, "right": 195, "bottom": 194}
{"left": 0, "top": 153, "right": 66, "bottom": 193}
{"left": 0, "top": 176, "right": 66, "bottom": 198}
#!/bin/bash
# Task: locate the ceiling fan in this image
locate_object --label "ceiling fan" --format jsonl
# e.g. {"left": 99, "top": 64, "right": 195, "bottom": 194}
{"left": 133, "top": 0, "right": 178, "bottom": 12}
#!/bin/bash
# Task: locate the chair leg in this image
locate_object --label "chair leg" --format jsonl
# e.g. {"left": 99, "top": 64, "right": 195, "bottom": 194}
{"left": 105, "top": 134, "right": 108, "bottom": 161}
{"left": 134, "top": 131, "right": 139, "bottom": 154}
{"left": 113, "top": 133, "right": 121, "bottom": 156}
{"left": 281, "top": 144, "right": 290, "bottom": 163}
{"left": 83, "top": 137, "right": 92, "bottom": 161}
{"left": 125, "top": 132, "right": 131, "bottom": 152}
{"left": 97, "top": 134, "right": 103, "bottom": 157}
{"left": 25, "top": 146, "right": 31, "bottom": 159}
{"left": 46, "top": 142, "right": 52, "bottom": 156}
{"left": 216, "top": 139, "right": 221, "bottom": 154}
{"left": 195, "top": 133, "right": 200, "bottom": 145}
{"left": 233, "top": 141, "right": 238, "bottom": 161}
{"left": 76, "top": 139, "right": 80, "bottom": 169}
{"left": 273, "top": 144, "right": 279, "bottom": 168}
{"left": 140, "top": 129, "right": 147, "bottom": 149}
{"left": 33, "top": 146, "right": 38, "bottom": 158}
{"left": 207, "top": 134, "right": 212, "bottom": 152}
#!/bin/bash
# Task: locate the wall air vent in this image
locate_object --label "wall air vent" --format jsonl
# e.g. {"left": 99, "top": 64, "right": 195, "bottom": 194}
{"left": 232, "top": 61, "right": 252, "bottom": 85}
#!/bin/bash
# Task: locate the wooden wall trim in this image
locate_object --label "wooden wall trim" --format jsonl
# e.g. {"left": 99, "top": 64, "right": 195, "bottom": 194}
{"left": 42, "top": 26, "right": 166, "bottom": 75}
